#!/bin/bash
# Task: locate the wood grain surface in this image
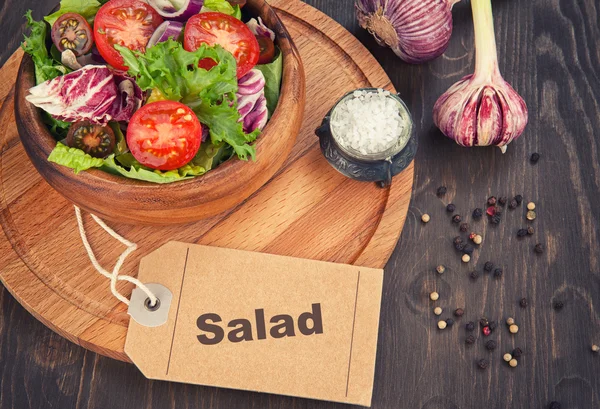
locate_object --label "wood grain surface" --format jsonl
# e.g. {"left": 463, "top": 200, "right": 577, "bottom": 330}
{"left": 0, "top": 0, "right": 412, "bottom": 361}
{"left": 1, "top": 1, "right": 599, "bottom": 409}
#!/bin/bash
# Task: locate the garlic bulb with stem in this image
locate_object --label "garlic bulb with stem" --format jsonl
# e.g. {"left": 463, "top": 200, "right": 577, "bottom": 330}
{"left": 355, "top": 0, "right": 460, "bottom": 64}
{"left": 433, "top": 0, "right": 528, "bottom": 153}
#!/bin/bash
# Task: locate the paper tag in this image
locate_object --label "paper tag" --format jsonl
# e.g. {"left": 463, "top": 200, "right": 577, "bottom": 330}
{"left": 126, "top": 242, "right": 383, "bottom": 407}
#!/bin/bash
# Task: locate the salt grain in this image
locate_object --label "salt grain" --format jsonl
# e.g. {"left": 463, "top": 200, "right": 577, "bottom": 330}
{"left": 330, "top": 89, "right": 407, "bottom": 156}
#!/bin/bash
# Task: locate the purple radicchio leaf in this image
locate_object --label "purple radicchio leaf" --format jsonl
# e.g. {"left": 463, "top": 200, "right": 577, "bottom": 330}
{"left": 26, "top": 65, "right": 117, "bottom": 125}
{"left": 246, "top": 17, "right": 275, "bottom": 42}
{"left": 109, "top": 73, "right": 144, "bottom": 122}
{"left": 236, "top": 69, "right": 268, "bottom": 133}
{"left": 243, "top": 95, "right": 268, "bottom": 133}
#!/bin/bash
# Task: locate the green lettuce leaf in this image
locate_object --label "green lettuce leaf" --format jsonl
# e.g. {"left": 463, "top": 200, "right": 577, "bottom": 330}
{"left": 48, "top": 139, "right": 229, "bottom": 184}
{"left": 255, "top": 49, "right": 283, "bottom": 117}
{"left": 202, "top": 0, "right": 241, "bottom": 18}
{"left": 109, "top": 122, "right": 128, "bottom": 155}
{"left": 42, "top": 112, "right": 71, "bottom": 139}
{"left": 21, "top": 11, "right": 69, "bottom": 84}
{"left": 116, "top": 39, "right": 258, "bottom": 161}
{"left": 45, "top": 0, "right": 102, "bottom": 26}
{"left": 48, "top": 143, "right": 104, "bottom": 173}
{"left": 102, "top": 156, "right": 197, "bottom": 183}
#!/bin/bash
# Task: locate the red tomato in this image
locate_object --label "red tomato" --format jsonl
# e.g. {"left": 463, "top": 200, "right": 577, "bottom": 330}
{"left": 184, "top": 12, "right": 259, "bottom": 79}
{"left": 127, "top": 101, "right": 202, "bottom": 171}
{"left": 256, "top": 35, "right": 275, "bottom": 64}
{"left": 51, "top": 13, "right": 94, "bottom": 57}
{"left": 94, "top": 0, "right": 163, "bottom": 71}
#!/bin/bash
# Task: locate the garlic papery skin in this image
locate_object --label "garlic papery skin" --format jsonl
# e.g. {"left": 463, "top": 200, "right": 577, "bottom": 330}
{"left": 433, "top": 0, "right": 528, "bottom": 153}
{"left": 355, "top": 0, "right": 460, "bottom": 64}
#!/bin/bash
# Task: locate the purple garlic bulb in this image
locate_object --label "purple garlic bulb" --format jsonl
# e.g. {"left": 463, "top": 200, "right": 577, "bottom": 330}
{"left": 433, "top": 0, "right": 528, "bottom": 152}
{"left": 355, "top": 0, "right": 460, "bottom": 64}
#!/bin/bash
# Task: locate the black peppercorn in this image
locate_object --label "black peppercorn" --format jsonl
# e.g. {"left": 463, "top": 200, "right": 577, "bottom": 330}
{"left": 512, "top": 347, "right": 523, "bottom": 358}
{"left": 460, "top": 222, "right": 469, "bottom": 232}
{"left": 499, "top": 197, "right": 508, "bottom": 206}
{"left": 553, "top": 301, "right": 564, "bottom": 310}
{"left": 485, "top": 340, "right": 497, "bottom": 351}
{"left": 487, "top": 196, "right": 497, "bottom": 206}
{"left": 479, "top": 318, "right": 489, "bottom": 327}
{"left": 509, "top": 199, "right": 518, "bottom": 209}
{"left": 465, "top": 335, "right": 476, "bottom": 345}
{"left": 527, "top": 226, "right": 535, "bottom": 235}
{"left": 493, "top": 268, "right": 503, "bottom": 278}
{"left": 491, "top": 214, "right": 502, "bottom": 224}
{"left": 466, "top": 321, "right": 475, "bottom": 332}
{"left": 477, "top": 359, "right": 489, "bottom": 369}
{"left": 452, "top": 214, "right": 462, "bottom": 223}
{"left": 515, "top": 195, "right": 523, "bottom": 204}
{"left": 469, "top": 270, "right": 480, "bottom": 280}
{"left": 517, "top": 228, "right": 528, "bottom": 237}
{"left": 463, "top": 244, "right": 475, "bottom": 255}
{"left": 455, "top": 242, "right": 466, "bottom": 251}
{"left": 453, "top": 236, "right": 463, "bottom": 245}
{"left": 446, "top": 203, "right": 456, "bottom": 212}
{"left": 520, "top": 298, "right": 528, "bottom": 308}
{"left": 548, "top": 401, "right": 561, "bottom": 409}
{"left": 445, "top": 318, "right": 455, "bottom": 327}
{"left": 488, "top": 321, "right": 498, "bottom": 331}
{"left": 437, "top": 186, "right": 448, "bottom": 196}
{"left": 454, "top": 308, "right": 465, "bottom": 317}
{"left": 535, "top": 243, "right": 544, "bottom": 254}
{"left": 484, "top": 261, "right": 494, "bottom": 272}
{"left": 473, "top": 208, "right": 483, "bottom": 218}
{"left": 530, "top": 153, "right": 540, "bottom": 164}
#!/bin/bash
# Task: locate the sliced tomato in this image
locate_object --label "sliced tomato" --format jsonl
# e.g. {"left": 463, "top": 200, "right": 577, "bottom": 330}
{"left": 66, "top": 121, "right": 115, "bottom": 158}
{"left": 184, "top": 12, "right": 259, "bottom": 79}
{"left": 127, "top": 101, "right": 202, "bottom": 171}
{"left": 94, "top": 0, "right": 163, "bottom": 71}
{"left": 51, "top": 13, "right": 94, "bottom": 57}
{"left": 256, "top": 35, "right": 275, "bottom": 64}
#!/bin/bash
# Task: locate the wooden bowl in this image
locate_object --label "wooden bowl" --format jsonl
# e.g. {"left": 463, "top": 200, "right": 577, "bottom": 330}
{"left": 15, "top": 0, "right": 305, "bottom": 226}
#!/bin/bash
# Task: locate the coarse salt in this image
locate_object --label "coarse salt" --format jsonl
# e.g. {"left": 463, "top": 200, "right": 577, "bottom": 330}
{"left": 330, "top": 89, "right": 407, "bottom": 156}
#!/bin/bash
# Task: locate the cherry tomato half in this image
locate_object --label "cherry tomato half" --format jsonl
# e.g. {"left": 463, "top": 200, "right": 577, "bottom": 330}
{"left": 256, "top": 35, "right": 275, "bottom": 64}
{"left": 127, "top": 101, "right": 202, "bottom": 171}
{"left": 94, "top": 0, "right": 163, "bottom": 71}
{"left": 184, "top": 12, "right": 259, "bottom": 79}
{"left": 66, "top": 121, "right": 115, "bottom": 158}
{"left": 51, "top": 13, "right": 94, "bottom": 57}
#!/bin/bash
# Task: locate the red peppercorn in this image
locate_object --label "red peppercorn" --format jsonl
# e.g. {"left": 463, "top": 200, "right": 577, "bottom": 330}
{"left": 486, "top": 206, "right": 497, "bottom": 216}
{"left": 482, "top": 326, "right": 491, "bottom": 336}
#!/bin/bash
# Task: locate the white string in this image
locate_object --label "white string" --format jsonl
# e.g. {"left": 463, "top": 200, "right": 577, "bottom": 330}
{"left": 74, "top": 206, "right": 158, "bottom": 306}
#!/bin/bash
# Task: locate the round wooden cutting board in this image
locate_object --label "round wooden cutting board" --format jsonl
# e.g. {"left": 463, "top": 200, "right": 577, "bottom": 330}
{"left": 0, "top": 0, "right": 413, "bottom": 361}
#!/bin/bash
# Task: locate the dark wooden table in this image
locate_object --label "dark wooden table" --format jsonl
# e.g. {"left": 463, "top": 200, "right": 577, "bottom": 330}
{"left": 1, "top": 1, "right": 599, "bottom": 408}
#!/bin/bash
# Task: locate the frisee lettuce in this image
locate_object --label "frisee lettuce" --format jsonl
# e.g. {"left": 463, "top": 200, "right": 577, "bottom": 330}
{"left": 202, "top": 0, "right": 242, "bottom": 18}
{"left": 22, "top": 10, "right": 69, "bottom": 84}
{"left": 44, "top": 0, "right": 102, "bottom": 26}
{"left": 116, "top": 40, "right": 259, "bottom": 160}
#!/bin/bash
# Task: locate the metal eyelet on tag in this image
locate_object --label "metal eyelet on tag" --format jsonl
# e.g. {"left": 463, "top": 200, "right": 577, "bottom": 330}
{"left": 128, "top": 283, "right": 172, "bottom": 327}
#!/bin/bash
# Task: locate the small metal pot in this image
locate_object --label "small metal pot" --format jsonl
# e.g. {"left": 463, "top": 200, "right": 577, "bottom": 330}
{"left": 316, "top": 88, "right": 417, "bottom": 187}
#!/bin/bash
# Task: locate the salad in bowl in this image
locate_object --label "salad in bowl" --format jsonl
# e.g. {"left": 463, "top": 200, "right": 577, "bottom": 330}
{"left": 21, "top": 0, "right": 285, "bottom": 184}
